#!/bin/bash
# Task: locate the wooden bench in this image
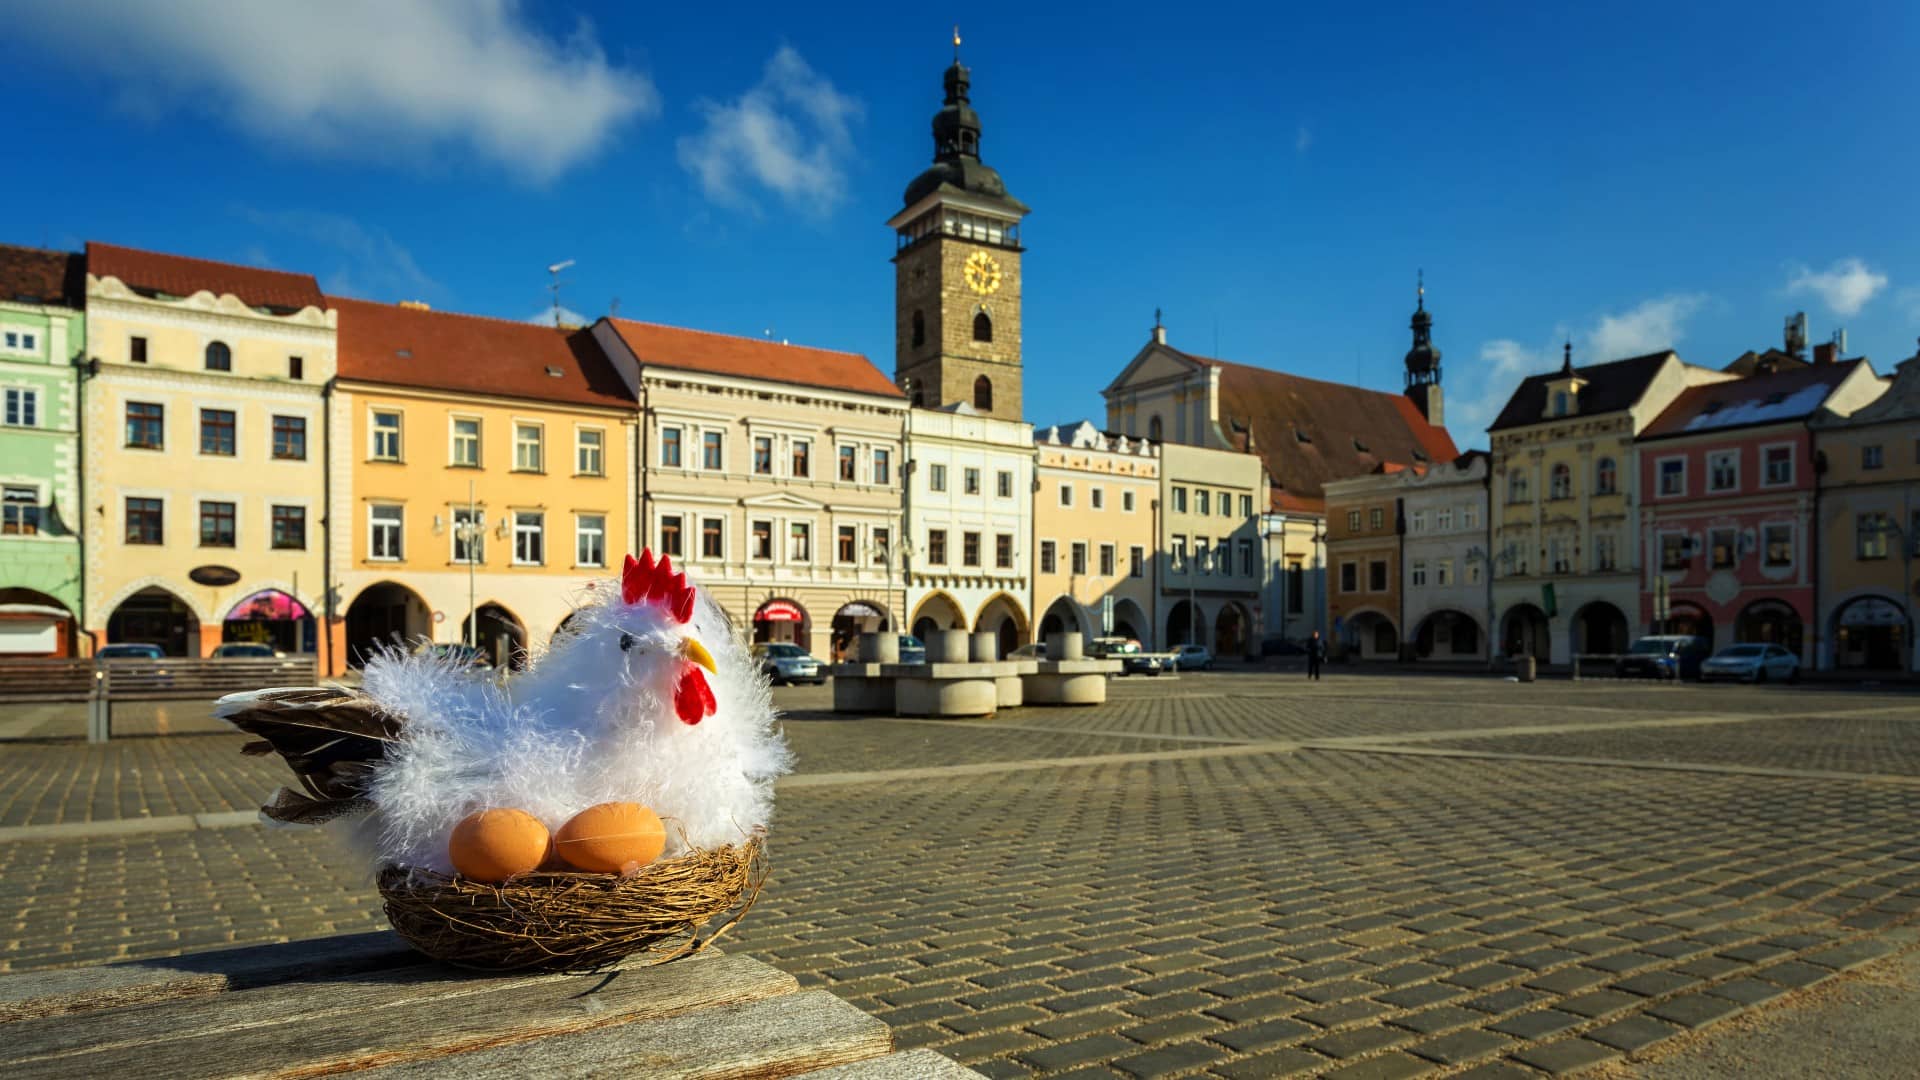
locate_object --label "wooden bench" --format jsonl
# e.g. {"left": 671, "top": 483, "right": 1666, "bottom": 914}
{"left": 0, "top": 931, "right": 978, "bottom": 1078}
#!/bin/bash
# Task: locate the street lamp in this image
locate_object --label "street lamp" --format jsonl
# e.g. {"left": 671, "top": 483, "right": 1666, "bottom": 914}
{"left": 454, "top": 479, "right": 481, "bottom": 650}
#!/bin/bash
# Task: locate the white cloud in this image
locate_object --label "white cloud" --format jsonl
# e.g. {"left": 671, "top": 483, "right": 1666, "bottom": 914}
{"left": 1897, "top": 285, "right": 1920, "bottom": 322}
{"left": 1785, "top": 257, "right": 1888, "bottom": 317}
{"left": 240, "top": 208, "right": 441, "bottom": 301}
{"left": 11, "top": 0, "right": 655, "bottom": 183}
{"left": 1295, "top": 126, "right": 1312, "bottom": 153}
{"left": 677, "top": 46, "right": 862, "bottom": 215}
{"left": 1588, "top": 293, "right": 1708, "bottom": 360}
{"left": 526, "top": 306, "right": 589, "bottom": 328}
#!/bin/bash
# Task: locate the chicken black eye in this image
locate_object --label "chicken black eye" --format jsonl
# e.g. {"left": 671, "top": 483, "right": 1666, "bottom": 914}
{"left": 619, "top": 633, "right": 636, "bottom": 652}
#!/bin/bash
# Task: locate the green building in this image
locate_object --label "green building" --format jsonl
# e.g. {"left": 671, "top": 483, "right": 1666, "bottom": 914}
{"left": 0, "top": 244, "right": 85, "bottom": 656}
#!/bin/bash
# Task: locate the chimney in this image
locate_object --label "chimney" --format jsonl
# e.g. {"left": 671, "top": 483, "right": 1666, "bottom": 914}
{"left": 1812, "top": 342, "right": 1836, "bottom": 366}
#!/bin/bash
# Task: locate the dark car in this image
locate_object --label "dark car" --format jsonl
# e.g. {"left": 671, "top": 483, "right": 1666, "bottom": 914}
{"left": 211, "top": 642, "right": 277, "bottom": 659}
{"left": 897, "top": 634, "right": 927, "bottom": 665}
{"left": 1614, "top": 635, "right": 1710, "bottom": 680}
{"left": 97, "top": 643, "right": 165, "bottom": 660}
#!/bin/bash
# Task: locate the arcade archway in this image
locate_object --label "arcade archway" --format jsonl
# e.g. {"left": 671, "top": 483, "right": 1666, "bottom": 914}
{"left": 1831, "top": 594, "right": 1910, "bottom": 671}
{"left": 830, "top": 600, "right": 889, "bottom": 661}
{"left": 1214, "top": 601, "right": 1252, "bottom": 658}
{"left": 974, "top": 592, "right": 1028, "bottom": 658}
{"left": 223, "top": 589, "right": 315, "bottom": 655}
{"left": 107, "top": 586, "right": 199, "bottom": 657}
{"left": 1037, "top": 595, "right": 1083, "bottom": 644}
{"left": 1111, "top": 598, "right": 1149, "bottom": 646}
{"left": 1572, "top": 600, "right": 1629, "bottom": 655}
{"left": 0, "top": 588, "right": 77, "bottom": 657}
{"left": 1736, "top": 599, "right": 1805, "bottom": 657}
{"left": 1502, "top": 603, "right": 1549, "bottom": 660}
{"left": 752, "top": 598, "right": 811, "bottom": 648}
{"left": 1166, "top": 600, "right": 1204, "bottom": 648}
{"left": 1665, "top": 602, "right": 1714, "bottom": 646}
{"left": 1344, "top": 609, "right": 1398, "bottom": 659}
{"left": 344, "top": 582, "right": 431, "bottom": 667}
{"left": 464, "top": 602, "right": 528, "bottom": 670}
{"left": 1415, "top": 609, "right": 1482, "bottom": 658}
{"left": 909, "top": 591, "right": 966, "bottom": 643}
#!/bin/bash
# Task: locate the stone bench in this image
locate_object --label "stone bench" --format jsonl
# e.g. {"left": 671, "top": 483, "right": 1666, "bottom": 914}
{"left": 1022, "top": 633, "right": 1122, "bottom": 706}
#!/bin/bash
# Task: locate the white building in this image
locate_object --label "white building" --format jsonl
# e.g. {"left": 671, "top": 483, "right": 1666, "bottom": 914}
{"left": 902, "top": 404, "right": 1034, "bottom": 655}
{"left": 1400, "top": 453, "right": 1493, "bottom": 660}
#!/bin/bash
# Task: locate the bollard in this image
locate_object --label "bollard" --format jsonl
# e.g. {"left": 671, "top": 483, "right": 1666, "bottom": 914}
{"left": 929, "top": 629, "right": 970, "bottom": 664}
{"left": 859, "top": 631, "right": 899, "bottom": 663}
{"left": 1046, "top": 631, "right": 1084, "bottom": 660}
{"left": 1571, "top": 654, "right": 1581, "bottom": 681}
{"left": 87, "top": 665, "right": 111, "bottom": 744}
{"left": 969, "top": 632, "right": 999, "bottom": 662}
{"left": 1518, "top": 655, "right": 1537, "bottom": 683}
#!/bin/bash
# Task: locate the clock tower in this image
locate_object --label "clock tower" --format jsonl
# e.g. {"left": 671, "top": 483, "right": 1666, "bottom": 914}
{"left": 889, "top": 47, "right": 1029, "bottom": 422}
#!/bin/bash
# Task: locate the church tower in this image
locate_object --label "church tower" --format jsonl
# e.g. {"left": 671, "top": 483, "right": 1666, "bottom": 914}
{"left": 1403, "top": 274, "right": 1444, "bottom": 427}
{"left": 890, "top": 41, "right": 1029, "bottom": 422}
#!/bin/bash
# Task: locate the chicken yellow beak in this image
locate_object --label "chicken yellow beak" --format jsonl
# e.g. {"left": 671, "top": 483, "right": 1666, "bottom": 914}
{"left": 681, "top": 636, "right": 717, "bottom": 675}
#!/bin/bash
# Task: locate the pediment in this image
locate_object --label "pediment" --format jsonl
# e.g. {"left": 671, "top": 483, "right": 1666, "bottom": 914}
{"left": 1102, "top": 343, "right": 1208, "bottom": 397}
{"left": 741, "top": 491, "right": 826, "bottom": 511}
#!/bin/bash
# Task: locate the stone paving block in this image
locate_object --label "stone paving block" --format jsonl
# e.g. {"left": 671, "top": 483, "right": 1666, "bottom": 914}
{"left": 1511, "top": 1037, "right": 1624, "bottom": 1075}
{"left": 1451, "top": 1062, "right": 1539, "bottom": 1080}
{"left": 1706, "top": 977, "right": 1793, "bottom": 1006}
{"left": 1111, "top": 1040, "right": 1226, "bottom": 1078}
{"left": 1612, "top": 969, "right": 1701, "bottom": 997}
{"left": 1368, "top": 961, "right": 1450, "bottom": 987}
{"left": 1118, "top": 1012, "right": 1223, "bottom": 1045}
{"left": 1444, "top": 962, "right": 1527, "bottom": 990}
{"left": 1203, "top": 992, "right": 1307, "bottom": 1024}
{"left": 1409, "top": 1027, "right": 1515, "bottom": 1066}
{"left": 1125, "top": 989, "right": 1221, "bottom": 1020}
{"left": 1299, "top": 998, "right": 1393, "bottom": 1029}
{"left": 1801, "top": 937, "right": 1899, "bottom": 971}
{"left": 1293, "top": 978, "right": 1376, "bottom": 1004}
{"left": 1583, "top": 1014, "right": 1681, "bottom": 1053}
{"left": 972, "top": 1060, "right": 1035, "bottom": 1080}
{"left": 1488, "top": 1008, "right": 1584, "bottom": 1041}
{"left": 1647, "top": 992, "right": 1745, "bottom": 1029}
{"left": 1375, "top": 982, "right": 1466, "bottom": 1009}
{"left": 1463, "top": 986, "right": 1549, "bottom": 1015}
{"left": 1028, "top": 1008, "right": 1135, "bottom": 1040}
{"left": 1016, "top": 1033, "right": 1141, "bottom": 1073}
{"left": 1304, "top": 1024, "right": 1412, "bottom": 1059}
{"left": 1320, "top": 1052, "right": 1435, "bottom": 1080}
{"left": 943, "top": 1004, "right": 1054, "bottom": 1036}
{"left": 1389, "top": 1005, "right": 1484, "bottom": 1035}
{"left": 1209, "top": 1015, "right": 1317, "bottom": 1052}
{"left": 1759, "top": 959, "right": 1839, "bottom": 989}
{"left": 1521, "top": 965, "right": 1612, "bottom": 994}
{"left": 1042, "top": 988, "right": 1138, "bottom": 1014}
{"left": 1557, "top": 990, "right": 1641, "bottom": 1019}
{"left": 1210, "top": 1048, "right": 1330, "bottom": 1078}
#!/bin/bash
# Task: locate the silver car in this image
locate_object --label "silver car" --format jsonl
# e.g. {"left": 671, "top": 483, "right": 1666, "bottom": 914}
{"left": 1700, "top": 643, "right": 1799, "bottom": 683}
{"left": 753, "top": 642, "right": 826, "bottom": 686}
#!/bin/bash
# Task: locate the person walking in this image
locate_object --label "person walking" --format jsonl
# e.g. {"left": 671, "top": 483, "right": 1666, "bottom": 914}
{"left": 1306, "top": 630, "right": 1325, "bottom": 681}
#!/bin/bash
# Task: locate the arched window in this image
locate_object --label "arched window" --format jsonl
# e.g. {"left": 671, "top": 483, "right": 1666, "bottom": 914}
{"left": 1147, "top": 416, "right": 1163, "bottom": 441}
{"left": 911, "top": 390, "right": 924, "bottom": 408}
{"left": 973, "top": 375, "right": 993, "bottom": 411}
{"left": 910, "top": 310, "right": 926, "bottom": 348}
{"left": 1507, "top": 470, "right": 1529, "bottom": 504}
{"left": 205, "top": 341, "right": 232, "bottom": 372}
{"left": 1595, "top": 457, "right": 1617, "bottom": 494}
{"left": 1550, "top": 463, "right": 1572, "bottom": 499}
{"left": 972, "top": 311, "right": 992, "bottom": 342}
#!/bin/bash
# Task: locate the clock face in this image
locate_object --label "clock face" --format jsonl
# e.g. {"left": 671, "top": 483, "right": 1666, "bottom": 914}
{"left": 963, "top": 251, "right": 1003, "bottom": 295}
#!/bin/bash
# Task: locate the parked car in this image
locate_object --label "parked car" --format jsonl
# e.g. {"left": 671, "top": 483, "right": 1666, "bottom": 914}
{"left": 1008, "top": 642, "right": 1047, "bottom": 660}
{"left": 1700, "top": 643, "right": 1800, "bottom": 683}
{"left": 1260, "top": 637, "right": 1307, "bottom": 657}
{"left": 211, "top": 642, "right": 277, "bottom": 659}
{"left": 752, "top": 642, "right": 826, "bottom": 685}
{"left": 96, "top": 643, "right": 164, "bottom": 660}
{"left": 415, "top": 642, "right": 492, "bottom": 669}
{"left": 897, "top": 634, "right": 927, "bottom": 665}
{"left": 1614, "top": 635, "right": 1710, "bottom": 680}
{"left": 1089, "top": 638, "right": 1167, "bottom": 675}
{"left": 1170, "top": 644, "right": 1215, "bottom": 671}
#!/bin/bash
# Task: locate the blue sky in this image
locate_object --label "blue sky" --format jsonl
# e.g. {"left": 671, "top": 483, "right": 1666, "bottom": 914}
{"left": 5, "top": 0, "right": 1918, "bottom": 446}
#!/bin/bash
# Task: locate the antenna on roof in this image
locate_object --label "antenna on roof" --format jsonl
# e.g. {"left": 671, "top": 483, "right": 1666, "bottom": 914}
{"left": 547, "top": 259, "right": 575, "bottom": 328}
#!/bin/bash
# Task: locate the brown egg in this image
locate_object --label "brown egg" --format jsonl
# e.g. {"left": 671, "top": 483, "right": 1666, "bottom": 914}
{"left": 554, "top": 802, "right": 666, "bottom": 873}
{"left": 448, "top": 808, "right": 551, "bottom": 883}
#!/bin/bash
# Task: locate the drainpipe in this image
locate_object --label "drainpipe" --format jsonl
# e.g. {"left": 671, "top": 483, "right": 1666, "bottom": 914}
{"left": 1396, "top": 496, "right": 1408, "bottom": 662}
{"left": 637, "top": 377, "right": 650, "bottom": 560}
{"left": 74, "top": 348, "right": 92, "bottom": 657}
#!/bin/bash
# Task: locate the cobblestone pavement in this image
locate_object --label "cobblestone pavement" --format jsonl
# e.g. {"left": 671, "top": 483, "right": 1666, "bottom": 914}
{"left": 2, "top": 671, "right": 1918, "bottom": 1079}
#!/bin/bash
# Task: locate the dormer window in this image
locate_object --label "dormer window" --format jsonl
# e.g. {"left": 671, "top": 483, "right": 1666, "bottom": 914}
{"left": 1552, "top": 390, "right": 1571, "bottom": 417}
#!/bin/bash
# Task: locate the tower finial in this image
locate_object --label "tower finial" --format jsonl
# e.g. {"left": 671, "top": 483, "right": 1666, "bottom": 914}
{"left": 953, "top": 24, "right": 962, "bottom": 61}
{"left": 1416, "top": 268, "right": 1425, "bottom": 311}
{"left": 1154, "top": 306, "right": 1163, "bottom": 329}
{"left": 1562, "top": 339, "right": 1574, "bottom": 374}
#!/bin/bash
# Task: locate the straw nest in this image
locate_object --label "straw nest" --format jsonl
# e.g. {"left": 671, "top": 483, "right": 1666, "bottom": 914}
{"left": 376, "top": 833, "right": 767, "bottom": 972}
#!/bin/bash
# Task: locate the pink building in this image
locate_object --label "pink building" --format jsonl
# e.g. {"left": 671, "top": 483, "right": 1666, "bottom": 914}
{"left": 1637, "top": 360, "right": 1885, "bottom": 660}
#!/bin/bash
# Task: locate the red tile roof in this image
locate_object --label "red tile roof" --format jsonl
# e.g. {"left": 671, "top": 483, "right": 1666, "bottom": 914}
{"left": 0, "top": 244, "right": 83, "bottom": 307}
{"left": 602, "top": 318, "right": 904, "bottom": 400}
{"left": 331, "top": 297, "right": 633, "bottom": 409}
{"left": 87, "top": 241, "right": 326, "bottom": 312}
{"left": 1173, "top": 351, "right": 1459, "bottom": 505}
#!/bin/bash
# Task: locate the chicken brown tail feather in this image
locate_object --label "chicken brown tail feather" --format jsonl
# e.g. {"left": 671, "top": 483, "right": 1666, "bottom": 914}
{"left": 261, "top": 786, "right": 374, "bottom": 827}
{"left": 215, "top": 686, "right": 402, "bottom": 809}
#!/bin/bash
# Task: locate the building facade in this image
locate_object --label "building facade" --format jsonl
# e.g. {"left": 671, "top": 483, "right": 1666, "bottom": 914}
{"left": 1812, "top": 347, "right": 1920, "bottom": 672}
{"left": 1488, "top": 347, "right": 1734, "bottom": 662}
{"left": 330, "top": 298, "right": 637, "bottom": 675}
{"left": 1322, "top": 471, "right": 1404, "bottom": 659}
{"left": 1159, "top": 442, "right": 1265, "bottom": 656}
{"left": 81, "top": 243, "right": 336, "bottom": 660}
{"left": 1032, "top": 421, "right": 1159, "bottom": 648}
{"left": 903, "top": 405, "right": 1033, "bottom": 654}
{"left": 1636, "top": 360, "right": 1885, "bottom": 663}
{"left": 595, "top": 318, "right": 906, "bottom": 662}
{"left": 0, "top": 246, "right": 85, "bottom": 656}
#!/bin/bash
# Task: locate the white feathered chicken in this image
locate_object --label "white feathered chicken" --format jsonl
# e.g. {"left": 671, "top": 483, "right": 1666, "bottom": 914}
{"left": 217, "top": 551, "right": 790, "bottom": 873}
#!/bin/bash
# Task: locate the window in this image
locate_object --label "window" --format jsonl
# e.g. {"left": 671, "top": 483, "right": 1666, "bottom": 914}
{"left": 702, "top": 431, "right": 724, "bottom": 471}
{"left": 1, "top": 329, "right": 32, "bottom": 352}
{"left": 1369, "top": 507, "right": 1384, "bottom": 530}
{"left": 1240, "top": 494, "right": 1253, "bottom": 518}
{"left": 1552, "top": 390, "right": 1570, "bottom": 417}
{"left": 1348, "top": 511, "right": 1361, "bottom": 531}
{"left": 789, "top": 521, "right": 811, "bottom": 562}
{"left": 1059, "top": 483, "right": 1073, "bottom": 507}
{"left": 1411, "top": 561, "right": 1428, "bottom": 587}
{"left": 839, "top": 445, "right": 857, "bottom": 481}
{"left": 1123, "top": 490, "right": 1136, "bottom": 512}
{"left": 369, "top": 505, "right": 402, "bottom": 560}
{"left": 1763, "top": 445, "right": 1793, "bottom": 486}
{"left": 1070, "top": 541, "right": 1088, "bottom": 575}
{"left": 1764, "top": 524, "right": 1791, "bottom": 567}
{"left": 452, "top": 507, "right": 484, "bottom": 563}
{"left": 130, "top": 336, "right": 148, "bottom": 364}
{"left": 1130, "top": 545, "right": 1144, "bottom": 578}
{"left": 1040, "top": 540, "right": 1057, "bottom": 573}
{"left": 1171, "top": 535, "right": 1187, "bottom": 572}
{"left": 199, "top": 409, "right": 235, "bottom": 455}
{"left": 1463, "top": 506, "right": 1479, "bottom": 530}
{"left": 1593, "top": 533, "right": 1617, "bottom": 572}
{"left": 928, "top": 529, "right": 947, "bottom": 564}
{"left": 205, "top": 341, "right": 232, "bottom": 372}
{"left": 272, "top": 415, "right": 307, "bottom": 460}
{"left": 1857, "top": 513, "right": 1890, "bottom": 560}
{"left": 658, "top": 514, "right": 683, "bottom": 558}
{"left": 837, "top": 525, "right": 857, "bottom": 563}
{"left": 661, "top": 426, "right": 683, "bottom": 467}
{"left": 1507, "top": 471, "right": 1528, "bottom": 504}
{"left": 753, "top": 436, "right": 773, "bottom": 475}
{"left": 513, "top": 511, "right": 544, "bottom": 565}
{"left": 1410, "top": 510, "right": 1427, "bottom": 534}
{"left": 271, "top": 505, "right": 305, "bottom": 550}
{"left": 964, "top": 467, "right": 980, "bottom": 495}
{"left": 371, "top": 411, "right": 402, "bottom": 461}
{"left": 703, "top": 517, "right": 725, "bottom": 560}
{"left": 997, "top": 533, "right": 1014, "bottom": 569}
{"left": 1550, "top": 463, "right": 1572, "bottom": 499}
{"left": 991, "top": 470, "right": 1010, "bottom": 498}
{"left": 1708, "top": 451, "right": 1737, "bottom": 492}
{"left": 126, "top": 402, "right": 164, "bottom": 449}
{"left": 1237, "top": 539, "right": 1252, "bottom": 577}
{"left": 1197, "top": 490, "right": 1210, "bottom": 516}
{"left": 577, "top": 514, "right": 606, "bottom": 567}
{"left": 514, "top": 423, "right": 544, "bottom": 472}
{"left": 1369, "top": 561, "right": 1388, "bottom": 591}
{"left": 963, "top": 531, "right": 981, "bottom": 567}
{"left": 1287, "top": 562, "right": 1305, "bottom": 611}
{"left": 1658, "top": 459, "right": 1685, "bottom": 496}
{"left": 1087, "top": 487, "right": 1103, "bottom": 511}
{"left": 873, "top": 449, "right": 891, "bottom": 485}
{"left": 453, "top": 417, "right": 481, "bottom": 467}
{"left": 1194, "top": 536, "right": 1210, "bottom": 574}
{"left": 911, "top": 310, "right": 925, "bottom": 348}
{"left": 1595, "top": 457, "right": 1618, "bottom": 494}
{"left": 1172, "top": 487, "right": 1187, "bottom": 513}
{"left": 929, "top": 463, "right": 947, "bottom": 492}
{"left": 1099, "top": 543, "right": 1116, "bottom": 576}
{"left": 873, "top": 528, "right": 891, "bottom": 564}
{"left": 1710, "top": 528, "right": 1737, "bottom": 568}
{"left": 576, "top": 429, "right": 604, "bottom": 476}
{"left": 1436, "top": 507, "right": 1453, "bottom": 531}
{"left": 1340, "top": 561, "right": 1357, "bottom": 593}
{"left": 2, "top": 388, "right": 36, "bottom": 427}
{"left": 973, "top": 316, "right": 993, "bottom": 347}
{"left": 200, "top": 501, "right": 236, "bottom": 548}
{"left": 1435, "top": 560, "right": 1453, "bottom": 586}
{"left": 2, "top": 485, "right": 40, "bottom": 535}
{"left": 751, "top": 519, "right": 773, "bottom": 560}
{"left": 791, "top": 439, "right": 809, "bottom": 477}
{"left": 1863, "top": 444, "right": 1884, "bottom": 470}
{"left": 288, "top": 356, "right": 304, "bottom": 381}
{"left": 1661, "top": 533, "right": 1691, "bottom": 570}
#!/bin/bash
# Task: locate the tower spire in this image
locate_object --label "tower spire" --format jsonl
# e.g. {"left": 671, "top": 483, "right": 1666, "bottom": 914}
{"left": 953, "top": 24, "right": 962, "bottom": 61}
{"left": 1561, "top": 340, "right": 1574, "bottom": 375}
{"left": 1402, "top": 274, "right": 1444, "bottom": 425}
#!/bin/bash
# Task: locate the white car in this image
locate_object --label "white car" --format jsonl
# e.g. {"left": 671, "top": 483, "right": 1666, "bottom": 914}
{"left": 1699, "top": 643, "right": 1799, "bottom": 684}
{"left": 1170, "top": 644, "right": 1214, "bottom": 671}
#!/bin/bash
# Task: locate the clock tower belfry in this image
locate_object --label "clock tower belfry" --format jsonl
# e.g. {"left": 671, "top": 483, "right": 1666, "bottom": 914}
{"left": 889, "top": 43, "right": 1029, "bottom": 422}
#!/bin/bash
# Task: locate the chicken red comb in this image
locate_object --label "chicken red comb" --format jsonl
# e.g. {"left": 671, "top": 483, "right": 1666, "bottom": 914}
{"left": 620, "top": 549, "right": 696, "bottom": 622}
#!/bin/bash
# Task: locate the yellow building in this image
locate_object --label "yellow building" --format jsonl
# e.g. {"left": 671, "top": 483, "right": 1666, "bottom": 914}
{"left": 330, "top": 298, "right": 636, "bottom": 674}
{"left": 82, "top": 243, "right": 336, "bottom": 660}
{"left": 1813, "top": 348, "right": 1916, "bottom": 672}
{"left": 1032, "top": 421, "right": 1159, "bottom": 646}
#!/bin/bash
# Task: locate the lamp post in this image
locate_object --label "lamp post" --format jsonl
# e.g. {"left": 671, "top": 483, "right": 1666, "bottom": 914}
{"left": 454, "top": 479, "right": 480, "bottom": 650}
